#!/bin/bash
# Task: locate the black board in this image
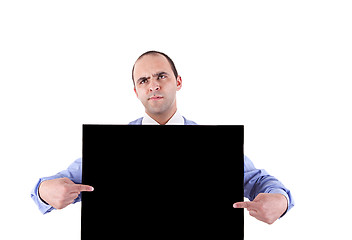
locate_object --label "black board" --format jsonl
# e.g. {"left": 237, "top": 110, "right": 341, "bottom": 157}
{"left": 81, "top": 125, "right": 244, "bottom": 239}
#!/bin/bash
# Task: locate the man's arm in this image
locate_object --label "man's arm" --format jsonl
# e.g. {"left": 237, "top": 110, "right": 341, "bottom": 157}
{"left": 234, "top": 155, "right": 294, "bottom": 224}
{"left": 30, "top": 158, "right": 92, "bottom": 214}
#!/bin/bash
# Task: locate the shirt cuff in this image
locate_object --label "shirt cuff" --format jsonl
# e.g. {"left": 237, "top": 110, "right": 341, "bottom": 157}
{"left": 31, "top": 177, "right": 57, "bottom": 214}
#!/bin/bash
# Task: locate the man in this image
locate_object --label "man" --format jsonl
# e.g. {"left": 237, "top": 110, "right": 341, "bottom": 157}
{"left": 31, "top": 51, "right": 294, "bottom": 225}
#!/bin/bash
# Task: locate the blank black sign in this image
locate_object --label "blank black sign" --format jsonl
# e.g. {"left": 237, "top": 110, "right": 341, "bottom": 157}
{"left": 81, "top": 125, "right": 244, "bottom": 240}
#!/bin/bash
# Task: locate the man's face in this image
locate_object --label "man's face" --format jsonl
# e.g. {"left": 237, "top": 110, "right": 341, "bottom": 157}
{"left": 133, "top": 54, "right": 182, "bottom": 116}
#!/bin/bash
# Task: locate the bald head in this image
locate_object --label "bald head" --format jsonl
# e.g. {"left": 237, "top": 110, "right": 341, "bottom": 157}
{"left": 132, "top": 51, "right": 178, "bottom": 86}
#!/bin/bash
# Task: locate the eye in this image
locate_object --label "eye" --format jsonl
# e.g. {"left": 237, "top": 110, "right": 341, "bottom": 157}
{"left": 158, "top": 75, "right": 166, "bottom": 80}
{"left": 139, "top": 79, "right": 147, "bottom": 84}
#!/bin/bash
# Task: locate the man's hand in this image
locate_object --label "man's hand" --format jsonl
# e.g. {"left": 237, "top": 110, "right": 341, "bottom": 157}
{"left": 233, "top": 193, "right": 288, "bottom": 225}
{"left": 38, "top": 177, "right": 94, "bottom": 209}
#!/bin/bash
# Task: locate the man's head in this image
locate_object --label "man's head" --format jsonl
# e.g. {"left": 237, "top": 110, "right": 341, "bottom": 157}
{"left": 132, "top": 51, "right": 182, "bottom": 124}
{"left": 132, "top": 51, "right": 178, "bottom": 84}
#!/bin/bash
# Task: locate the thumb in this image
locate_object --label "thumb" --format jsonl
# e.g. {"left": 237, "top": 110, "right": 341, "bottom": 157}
{"left": 77, "top": 184, "right": 94, "bottom": 192}
{"left": 233, "top": 201, "right": 252, "bottom": 209}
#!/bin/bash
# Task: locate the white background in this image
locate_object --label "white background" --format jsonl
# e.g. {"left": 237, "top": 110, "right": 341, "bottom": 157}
{"left": 1, "top": 1, "right": 351, "bottom": 239}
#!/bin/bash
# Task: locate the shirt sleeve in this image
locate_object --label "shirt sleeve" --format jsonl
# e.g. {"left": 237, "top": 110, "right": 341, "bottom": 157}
{"left": 30, "top": 158, "right": 83, "bottom": 214}
{"left": 243, "top": 155, "right": 294, "bottom": 216}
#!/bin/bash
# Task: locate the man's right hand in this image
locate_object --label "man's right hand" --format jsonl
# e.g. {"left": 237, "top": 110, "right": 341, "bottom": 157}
{"left": 38, "top": 177, "right": 94, "bottom": 209}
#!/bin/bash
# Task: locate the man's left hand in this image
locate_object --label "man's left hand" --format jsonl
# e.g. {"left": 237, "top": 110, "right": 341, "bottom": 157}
{"left": 233, "top": 193, "right": 288, "bottom": 224}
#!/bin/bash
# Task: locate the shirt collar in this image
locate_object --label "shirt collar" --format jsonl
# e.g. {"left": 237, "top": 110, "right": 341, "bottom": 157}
{"left": 142, "top": 109, "right": 185, "bottom": 125}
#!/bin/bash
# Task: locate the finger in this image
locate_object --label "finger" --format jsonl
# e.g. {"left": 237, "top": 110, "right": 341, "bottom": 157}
{"left": 233, "top": 201, "right": 252, "bottom": 209}
{"left": 69, "top": 192, "right": 80, "bottom": 200}
{"left": 72, "top": 184, "right": 94, "bottom": 193}
{"left": 79, "top": 184, "right": 94, "bottom": 192}
{"left": 249, "top": 210, "right": 258, "bottom": 217}
{"left": 61, "top": 195, "right": 78, "bottom": 208}
{"left": 66, "top": 198, "right": 76, "bottom": 206}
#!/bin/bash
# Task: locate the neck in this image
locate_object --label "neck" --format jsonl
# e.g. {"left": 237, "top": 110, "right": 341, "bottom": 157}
{"left": 146, "top": 106, "right": 177, "bottom": 125}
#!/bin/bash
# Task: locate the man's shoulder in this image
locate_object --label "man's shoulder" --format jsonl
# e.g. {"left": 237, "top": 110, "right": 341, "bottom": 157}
{"left": 183, "top": 117, "right": 197, "bottom": 125}
{"left": 128, "top": 117, "right": 143, "bottom": 125}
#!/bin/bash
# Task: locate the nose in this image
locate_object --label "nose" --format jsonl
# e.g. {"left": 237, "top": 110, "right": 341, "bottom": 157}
{"left": 149, "top": 80, "right": 160, "bottom": 92}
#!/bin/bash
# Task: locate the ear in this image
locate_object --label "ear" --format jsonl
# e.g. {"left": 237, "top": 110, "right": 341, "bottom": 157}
{"left": 134, "top": 87, "right": 138, "bottom": 98}
{"left": 176, "top": 75, "right": 182, "bottom": 91}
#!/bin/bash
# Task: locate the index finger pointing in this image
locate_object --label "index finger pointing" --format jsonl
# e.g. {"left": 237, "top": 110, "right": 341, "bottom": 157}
{"left": 76, "top": 184, "right": 94, "bottom": 192}
{"left": 233, "top": 201, "right": 252, "bottom": 209}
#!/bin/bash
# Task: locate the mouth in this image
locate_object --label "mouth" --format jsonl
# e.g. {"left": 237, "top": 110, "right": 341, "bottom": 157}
{"left": 148, "top": 96, "right": 163, "bottom": 101}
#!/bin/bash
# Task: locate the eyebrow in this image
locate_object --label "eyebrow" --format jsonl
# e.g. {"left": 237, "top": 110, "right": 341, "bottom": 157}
{"left": 152, "top": 71, "right": 169, "bottom": 77}
{"left": 136, "top": 72, "right": 169, "bottom": 83}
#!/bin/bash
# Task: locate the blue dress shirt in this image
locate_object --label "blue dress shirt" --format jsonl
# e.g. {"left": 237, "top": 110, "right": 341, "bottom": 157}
{"left": 31, "top": 117, "right": 294, "bottom": 215}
